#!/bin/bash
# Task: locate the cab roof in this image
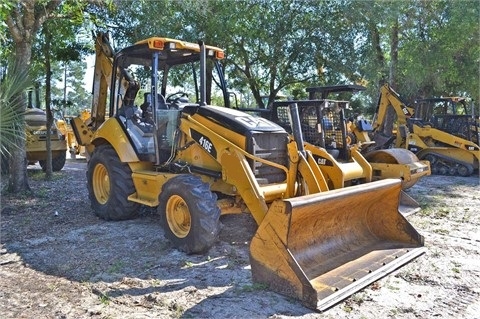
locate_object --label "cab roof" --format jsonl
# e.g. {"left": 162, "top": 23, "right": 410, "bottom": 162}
{"left": 114, "top": 37, "right": 224, "bottom": 69}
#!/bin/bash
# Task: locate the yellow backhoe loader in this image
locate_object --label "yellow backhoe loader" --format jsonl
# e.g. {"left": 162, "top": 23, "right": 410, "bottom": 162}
{"left": 72, "top": 32, "right": 425, "bottom": 311}
{"left": 266, "top": 97, "right": 427, "bottom": 216}
{"left": 352, "top": 84, "right": 480, "bottom": 176}
{"left": 25, "top": 107, "right": 67, "bottom": 171}
{"left": 57, "top": 109, "right": 90, "bottom": 159}
{"left": 303, "top": 85, "right": 431, "bottom": 190}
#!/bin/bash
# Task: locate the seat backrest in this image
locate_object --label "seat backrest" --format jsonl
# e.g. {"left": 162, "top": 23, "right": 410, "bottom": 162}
{"left": 357, "top": 119, "right": 373, "bottom": 132}
{"left": 141, "top": 92, "right": 168, "bottom": 110}
{"left": 157, "top": 94, "right": 168, "bottom": 109}
{"left": 123, "top": 81, "right": 140, "bottom": 106}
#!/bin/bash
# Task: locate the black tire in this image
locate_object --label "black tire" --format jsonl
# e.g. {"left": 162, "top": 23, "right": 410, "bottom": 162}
{"left": 158, "top": 175, "right": 221, "bottom": 254}
{"left": 457, "top": 164, "right": 473, "bottom": 177}
{"left": 423, "top": 154, "right": 437, "bottom": 165}
{"left": 39, "top": 160, "right": 46, "bottom": 170}
{"left": 52, "top": 152, "right": 66, "bottom": 171}
{"left": 39, "top": 155, "right": 66, "bottom": 172}
{"left": 87, "top": 144, "right": 140, "bottom": 220}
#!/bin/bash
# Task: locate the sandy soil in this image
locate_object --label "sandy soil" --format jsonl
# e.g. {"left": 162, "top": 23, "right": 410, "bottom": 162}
{"left": 1, "top": 159, "right": 479, "bottom": 319}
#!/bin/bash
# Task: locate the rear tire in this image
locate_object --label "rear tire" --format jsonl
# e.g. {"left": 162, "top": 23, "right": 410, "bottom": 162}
{"left": 158, "top": 175, "right": 221, "bottom": 254}
{"left": 39, "top": 153, "right": 66, "bottom": 172}
{"left": 52, "top": 152, "right": 66, "bottom": 171}
{"left": 87, "top": 144, "right": 140, "bottom": 220}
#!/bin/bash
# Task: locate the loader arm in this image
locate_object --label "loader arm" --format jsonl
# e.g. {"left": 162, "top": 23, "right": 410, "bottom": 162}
{"left": 179, "top": 110, "right": 330, "bottom": 225}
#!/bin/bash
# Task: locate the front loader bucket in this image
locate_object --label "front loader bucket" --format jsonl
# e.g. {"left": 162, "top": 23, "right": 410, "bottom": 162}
{"left": 250, "top": 179, "right": 425, "bottom": 311}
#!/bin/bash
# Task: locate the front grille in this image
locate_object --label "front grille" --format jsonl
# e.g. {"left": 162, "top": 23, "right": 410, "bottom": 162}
{"left": 249, "top": 131, "right": 288, "bottom": 184}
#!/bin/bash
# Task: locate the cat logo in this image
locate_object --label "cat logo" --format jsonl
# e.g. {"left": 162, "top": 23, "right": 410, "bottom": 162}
{"left": 317, "top": 158, "right": 327, "bottom": 165}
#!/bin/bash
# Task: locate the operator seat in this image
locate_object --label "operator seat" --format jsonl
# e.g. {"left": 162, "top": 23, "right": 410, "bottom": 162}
{"left": 140, "top": 92, "right": 168, "bottom": 113}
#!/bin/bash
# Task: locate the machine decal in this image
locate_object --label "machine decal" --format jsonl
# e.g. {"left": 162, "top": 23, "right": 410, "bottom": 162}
{"left": 312, "top": 154, "right": 334, "bottom": 167}
{"left": 191, "top": 129, "right": 217, "bottom": 158}
{"left": 235, "top": 115, "right": 277, "bottom": 129}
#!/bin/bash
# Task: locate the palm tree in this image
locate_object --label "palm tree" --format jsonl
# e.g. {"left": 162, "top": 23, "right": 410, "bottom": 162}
{"left": 0, "top": 61, "right": 31, "bottom": 181}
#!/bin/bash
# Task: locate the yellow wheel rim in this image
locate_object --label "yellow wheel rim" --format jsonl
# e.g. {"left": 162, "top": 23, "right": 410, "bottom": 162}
{"left": 92, "top": 163, "right": 110, "bottom": 204}
{"left": 166, "top": 195, "right": 191, "bottom": 238}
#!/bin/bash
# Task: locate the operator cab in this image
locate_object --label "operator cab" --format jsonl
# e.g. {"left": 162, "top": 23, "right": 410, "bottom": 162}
{"left": 109, "top": 37, "right": 229, "bottom": 163}
{"left": 414, "top": 97, "right": 479, "bottom": 143}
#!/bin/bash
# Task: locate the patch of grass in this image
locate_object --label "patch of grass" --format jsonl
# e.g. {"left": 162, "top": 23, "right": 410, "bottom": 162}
{"left": 35, "top": 186, "right": 49, "bottom": 198}
{"left": 429, "top": 248, "right": 442, "bottom": 258}
{"left": 99, "top": 292, "right": 110, "bottom": 305}
{"left": 47, "top": 283, "right": 59, "bottom": 292}
{"left": 168, "top": 301, "right": 185, "bottom": 318}
{"left": 28, "top": 170, "right": 65, "bottom": 181}
{"left": 433, "top": 228, "right": 450, "bottom": 235}
{"left": 434, "top": 208, "right": 450, "bottom": 219}
{"left": 386, "top": 284, "right": 400, "bottom": 291}
{"left": 238, "top": 282, "right": 268, "bottom": 292}
{"left": 351, "top": 293, "right": 365, "bottom": 305}
{"left": 107, "top": 260, "right": 125, "bottom": 274}
{"left": 28, "top": 170, "right": 45, "bottom": 180}
{"left": 451, "top": 261, "right": 461, "bottom": 274}
{"left": 418, "top": 206, "right": 434, "bottom": 217}
{"left": 343, "top": 305, "right": 354, "bottom": 313}
{"left": 389, "top": 308, "right": 399, "bottom": 316}
{"left": 151, "top": 279, "right": 162, "bottom": 287}
{"left": 462, "top": 209, "right": 472, "bottom": 223}
{"left": 224, "top": 247, "right": 246, "bottom": 268}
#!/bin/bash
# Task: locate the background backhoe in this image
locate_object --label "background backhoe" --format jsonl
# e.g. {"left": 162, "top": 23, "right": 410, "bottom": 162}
{"left": 351, "top": 84, "right": 480, "bottom": 176}
{"left": 303, "top": 85, "right": 431, "bottom": 190}
{"left": 71, "top": 32, "right": 425, "bottom": 311}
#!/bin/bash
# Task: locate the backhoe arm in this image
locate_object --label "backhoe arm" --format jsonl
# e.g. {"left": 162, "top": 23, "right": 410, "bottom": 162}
{"left": 373, "top": 84, "right": 415, "bottom": 132}
{"left": 90, "top": 32, "right": 115, "bottom": 131}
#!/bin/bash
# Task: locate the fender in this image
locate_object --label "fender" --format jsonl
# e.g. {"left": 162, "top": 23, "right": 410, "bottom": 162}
{"left": 92, "top": 117, "right": 140, "bottom": 162}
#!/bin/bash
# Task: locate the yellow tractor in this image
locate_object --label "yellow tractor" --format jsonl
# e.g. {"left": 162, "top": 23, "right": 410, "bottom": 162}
{"left": 303, "top": 85, "right": 431, "bottom": 190}
{"left": 57, "top": 109, "right": 90, "bottom": 159}
{"left": 24, "top": 107, "right": 67, "bottom": 171}
{"left": 72, "top": 32, "right": 425, "bottom": 311}
{"left": 352, "top": 84, "right": 480, "bottom": 176}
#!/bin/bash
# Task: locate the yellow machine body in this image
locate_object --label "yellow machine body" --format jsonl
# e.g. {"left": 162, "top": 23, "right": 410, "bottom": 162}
{"left": 72, "top": 32, "right": 425, "bottom": 311}
{"left": 24, "top": 108, "right": 67, "bottom": 171}
{"left": 355, "top": 83, "right": 480, "bottom": 176}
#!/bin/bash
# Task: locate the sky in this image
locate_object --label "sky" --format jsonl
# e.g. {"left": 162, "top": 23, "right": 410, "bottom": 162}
{"left": 84, "top": 54, "right": 95, "bottom": 91}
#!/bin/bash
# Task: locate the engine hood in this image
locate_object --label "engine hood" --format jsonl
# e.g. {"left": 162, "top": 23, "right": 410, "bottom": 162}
{"left": 188, "top": 105, "right": 285, "bottom": 135}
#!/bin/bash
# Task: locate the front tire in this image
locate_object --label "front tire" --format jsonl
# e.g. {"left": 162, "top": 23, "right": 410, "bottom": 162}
{"left": 158, "top": 175, "right": 221, "bottom": 254}
{"left": 87, "top": 144, "right": 140, "bottom": 220}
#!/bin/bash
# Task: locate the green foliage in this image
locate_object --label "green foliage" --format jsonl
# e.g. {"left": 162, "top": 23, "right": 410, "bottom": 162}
{"left": 0, "top": 61, "right": 32, "bottom": 157}
{"left": 5, "top": 0, "right": 477, "bottom": 120}
{"left": 0, "top": 1, "right": 15, "bottom": 43}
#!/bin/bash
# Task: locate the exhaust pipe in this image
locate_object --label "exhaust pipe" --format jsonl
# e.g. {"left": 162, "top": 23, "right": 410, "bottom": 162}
{"left": 198, "top": 40, "right": 207, "bottom": 106}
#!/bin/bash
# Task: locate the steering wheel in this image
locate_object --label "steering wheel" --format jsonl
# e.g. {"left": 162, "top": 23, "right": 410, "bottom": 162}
{"left": 166, "top": 91, "right": 188, "bottom": 104}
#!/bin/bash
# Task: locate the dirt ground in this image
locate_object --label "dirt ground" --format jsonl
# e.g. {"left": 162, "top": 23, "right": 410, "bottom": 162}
{"left": 1, "top": 158, "right": 479, "bottom": 319}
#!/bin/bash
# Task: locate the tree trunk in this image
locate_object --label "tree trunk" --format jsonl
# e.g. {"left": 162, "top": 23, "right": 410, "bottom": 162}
{"left": 7, "top": 44, "right": 31, "bottom": 193}
{"left": 383, "top": 18, "right": 400, "bottom": 136}
{"left": 44, "top": 26, "right": 53, "bottom": 180}
{"left": 5, "top": 0, "right": 63, "bottom": 192}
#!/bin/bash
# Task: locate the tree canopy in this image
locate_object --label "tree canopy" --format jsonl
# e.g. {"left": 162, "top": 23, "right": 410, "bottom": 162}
{"left": 1, "top": 0, "right": 479, "bottom": 191}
